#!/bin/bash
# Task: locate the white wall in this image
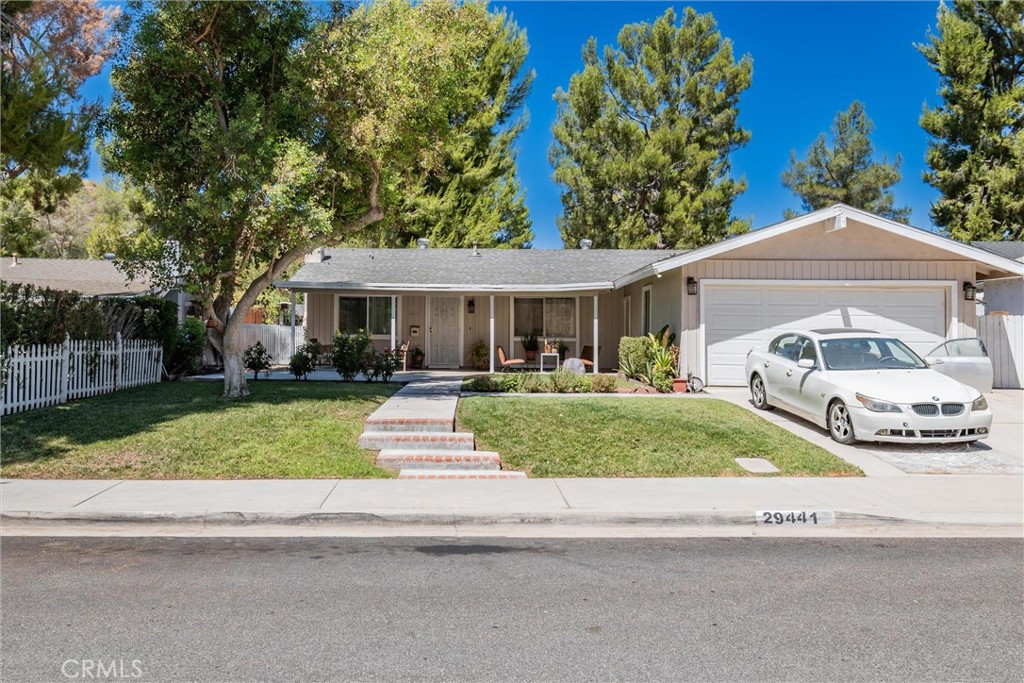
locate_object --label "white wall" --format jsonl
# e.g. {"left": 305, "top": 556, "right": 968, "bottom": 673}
{"left": 982, "top": 279, "right": 1024, "bottom": 316}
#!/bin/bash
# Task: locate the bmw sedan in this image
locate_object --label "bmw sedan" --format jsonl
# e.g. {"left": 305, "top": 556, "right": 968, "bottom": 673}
{"left": 744, "top": 329, "right": 993, "bottom": 445}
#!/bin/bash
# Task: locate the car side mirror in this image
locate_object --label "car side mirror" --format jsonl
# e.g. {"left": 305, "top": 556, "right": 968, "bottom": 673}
{"left": 797, "top": 358, "right": 815, "bottom": 369}
{"left": 926, "top": 357, "right": 945, "bottom": 366}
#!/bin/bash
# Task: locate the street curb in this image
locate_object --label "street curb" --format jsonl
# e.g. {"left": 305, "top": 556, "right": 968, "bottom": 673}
{"left": 0, "top": 509, "right": 1000, "bottom": 529}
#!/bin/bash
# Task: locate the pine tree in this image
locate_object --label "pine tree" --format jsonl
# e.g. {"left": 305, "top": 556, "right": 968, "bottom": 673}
{"left": 918, "top": 0, "right": 1024, "bottom": 241}
{"left": 782, "top": 101, "right": 910, "bottom": 222}
{"left": 549, "top": 7, "right": 752, "bottom": 249}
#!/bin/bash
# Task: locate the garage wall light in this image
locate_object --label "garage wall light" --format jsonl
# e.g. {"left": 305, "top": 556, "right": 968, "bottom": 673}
{"left": 686, "top": 277, "right": 698, "bottom": 296}
{"left": 467, "top": 298, "right": 475, "bottom": 314}
{"left": 962, "top": 282, "right": 977, "bottom": 301}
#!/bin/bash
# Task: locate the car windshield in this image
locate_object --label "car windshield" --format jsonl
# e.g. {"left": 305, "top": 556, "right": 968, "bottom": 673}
{"left": 819, "top": 337, "right": 928, "bottom": 371}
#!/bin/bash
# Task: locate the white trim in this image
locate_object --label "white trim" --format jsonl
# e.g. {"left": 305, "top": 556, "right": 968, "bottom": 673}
{"left": 623, "top": 295, "right": 632, "bottom": 337}
{"left": 611, "top": 204, "right": 1023, "bottom": 289}
{"left": 698, "top": 278, "right": 959, "bottom": 384}
{"left": 641, "top": 285, "right": 653, "bottom": 336}
{"left": 279, "top": 281, "right": 615, "bottom": 293}
{"left": 425, "top": 295, "right": 464, "bottom": 368}
{"left": 592, "top": 294, "right": 599, "bottom": 373}
{"left": 488, "top": 295, "right": 495, "bottom": 374}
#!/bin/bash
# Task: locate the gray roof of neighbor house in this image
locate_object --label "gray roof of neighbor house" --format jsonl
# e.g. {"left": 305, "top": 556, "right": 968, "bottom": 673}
{"left": 971, "top": 241, "right": 1024, "bottom": 262}
{"left": 0, "top": 258, "right": 155, "bottom": 297}
{"left": 281, "top": 248, "right": 687, "bottom": 291}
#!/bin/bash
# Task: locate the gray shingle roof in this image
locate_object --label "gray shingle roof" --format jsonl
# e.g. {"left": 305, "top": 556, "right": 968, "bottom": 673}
{"left": 284, "top": 248, "right": 686, "bottom": 290}
{"left": 971, "top": 241, "right": 1024, "bottom": 262}
{"left": 0, "top": 258, "right": 154, "bottom": 297}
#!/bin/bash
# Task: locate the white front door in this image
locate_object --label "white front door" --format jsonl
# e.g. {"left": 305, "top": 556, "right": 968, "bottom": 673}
{"left": 427, "top": 296, "right": 463, "bottom": 368}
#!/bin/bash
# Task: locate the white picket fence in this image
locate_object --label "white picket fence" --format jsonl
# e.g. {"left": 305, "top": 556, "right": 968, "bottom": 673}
{"left": 237, "top": 324, "right": 305, "bottom": 363}
{"left": 2, "top": 334, "right": 163, "bottom": 416}
{"left": 977, "top": 314, "right": 1024, "bottom": 390}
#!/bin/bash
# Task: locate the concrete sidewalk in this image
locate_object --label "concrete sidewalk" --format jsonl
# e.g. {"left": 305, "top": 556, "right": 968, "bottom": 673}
{"left": 3, "top": 475, "right": 1021, "bottom": 536}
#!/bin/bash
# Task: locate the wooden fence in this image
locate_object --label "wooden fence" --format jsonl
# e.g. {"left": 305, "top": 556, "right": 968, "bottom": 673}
{"left": 2, "top": 334, "right": 163, "bottom": 416}
{"left": 977, "top": 314, "right": 1023, "bottom": 390}
{"left": 237, "top": 324, "right": 304, "bottom": 363}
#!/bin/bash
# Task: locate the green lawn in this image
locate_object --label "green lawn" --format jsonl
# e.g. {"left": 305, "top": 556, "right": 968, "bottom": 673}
{"left": 457, "top": 396, "right": 861, "bottom": 477}
{"left": 1, "top": 381, "right": 399, "bottom": 479}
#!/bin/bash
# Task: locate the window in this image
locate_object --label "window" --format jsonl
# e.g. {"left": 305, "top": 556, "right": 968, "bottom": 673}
{"left": 770, "top": 334, "right": 800, "bottom": 360}
{"left": 641, "top": 286, "right": 653, "bottom": 335}
{"left": 512, "top": 297, "right": 577, "bottom": 339}
{"left": 338, "top": 296, "right": 393, "bottom": 336}
{"left": 820, "top": 337, "right": 928, "bottom": 371}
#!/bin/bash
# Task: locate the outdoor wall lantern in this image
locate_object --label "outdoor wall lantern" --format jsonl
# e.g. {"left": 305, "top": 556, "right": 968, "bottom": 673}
{"left": 686, "top": 277, "right": 698, "bottom": 296}
{"left": 467, "top": 298, "right": 475, "bottom": 314}
{"left": 963, "top": 282, "right": 977, "bottom": 301}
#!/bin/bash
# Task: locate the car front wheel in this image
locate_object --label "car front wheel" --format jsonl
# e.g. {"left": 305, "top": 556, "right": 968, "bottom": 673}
{"left": 828, "top": 401, "right": 856, "bottom": 444}
{"left": 750, "top": 374, "right": 773, "bottom": 411}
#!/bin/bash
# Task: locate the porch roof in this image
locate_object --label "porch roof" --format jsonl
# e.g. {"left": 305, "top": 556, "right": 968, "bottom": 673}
{"left": 277, "top": 248, "right": 686, "bottom": 292}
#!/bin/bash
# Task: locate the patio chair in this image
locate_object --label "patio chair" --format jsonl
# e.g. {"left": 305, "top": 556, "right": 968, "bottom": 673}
{"left": 398, "top": 340, "right": 409, "bottom": 372}
{"left": 579, "top": 345, "right": 602, "bottom": 369}
{"left": 496, "top": 345, "right": 526, "bottom": 372}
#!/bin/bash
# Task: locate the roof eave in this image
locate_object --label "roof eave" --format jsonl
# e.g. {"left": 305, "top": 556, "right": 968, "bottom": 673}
{"left": 273, "top": 280, "right": 616, "bottom": 293}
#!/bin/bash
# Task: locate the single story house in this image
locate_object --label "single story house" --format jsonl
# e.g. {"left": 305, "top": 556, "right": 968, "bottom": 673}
{"left": 278, "top": 204, "right": 1023, "bottom": 386}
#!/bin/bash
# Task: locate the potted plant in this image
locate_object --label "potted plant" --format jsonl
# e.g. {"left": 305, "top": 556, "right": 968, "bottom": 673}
{"left": 555, "top": 340, "right": 569, "bottom": 361}
{"left": 410, "top": 346, "right": 425, "bottom": 369}
{"left": 521, "top": 332, "right": 540, "bottom": 362}
{"left": 672, "top": 377, "right": 688, "bottom": 393}
{"left": 469, "top": 340, "right": 489, "bottom": 370}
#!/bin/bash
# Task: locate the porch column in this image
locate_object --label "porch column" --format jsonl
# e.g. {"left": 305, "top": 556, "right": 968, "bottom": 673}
{"left": 390, "top": 295, "right": 397, "bottom": 352}
{"left": 289, "top": 290, "right": 296, "bottom": 357}
{"left": 489, "top": 295, "right": 495, "bottom": 374}
{"left": 592, "top": 294, "right": 599, "bottom": 374}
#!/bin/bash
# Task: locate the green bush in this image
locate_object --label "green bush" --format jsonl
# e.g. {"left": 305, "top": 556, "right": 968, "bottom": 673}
{"left": 618, "top": 336, "right": 651, "bottom": 381}
{"left": 464, "top": 375, "right": 501, "bottom": 392}
{"left": 168, "top": 317, "right": 206, "bottom": 376}
{"left": 331, "top": 330, "right": 372, "bottom": 382}
{"left": 519, "top": 373, "right": 550, "bottom": 393}
{"left": 243, "top": 341, "right": 272, "bottom": 380}
{"left": 549, "top": 367, "right": 579, "bottom": 393}
{"left": 590, "top": 374, "right": 617, "bottom": 393}
{"left": 288, "top": 341, "right": 320, "bottom": 380}
{"left": 498, "top": 373, "right": 522, "bottom": 392}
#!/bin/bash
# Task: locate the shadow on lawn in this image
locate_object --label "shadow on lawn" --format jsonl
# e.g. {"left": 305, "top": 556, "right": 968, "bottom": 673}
{"left": 1, "top": 380, "right": 397, "bottom": 465}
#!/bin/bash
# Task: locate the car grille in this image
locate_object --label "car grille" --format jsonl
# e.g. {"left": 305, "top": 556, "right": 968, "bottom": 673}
{"left": 911, "top": 403, "right": 965, "bottom": 416}
{"left": 919, "top": 429, "right": 962, "bottom": 438}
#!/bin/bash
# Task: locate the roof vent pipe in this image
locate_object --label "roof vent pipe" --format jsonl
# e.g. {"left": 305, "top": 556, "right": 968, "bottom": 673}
{"left": 10, "top": 255, "right": 19, "bottom": 266}
{"left": 417, "top": 238, "right": 430, "bottom": 250}
{"left": 579, "top": 239, "right": 592, "bottom": 250}
{"left": 472, "top": 243, "right": 480, "bottom": 257}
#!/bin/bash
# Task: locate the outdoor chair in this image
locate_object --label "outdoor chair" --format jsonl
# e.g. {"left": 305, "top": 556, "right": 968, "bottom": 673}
{"left": 398, "top": 340, "right": 409, "bottom": 372}
{"left": 496, "top": 345, "right": 526, "bottom": 372}
{"left": 579, "top": 345, "right": 602, "bottom": 369}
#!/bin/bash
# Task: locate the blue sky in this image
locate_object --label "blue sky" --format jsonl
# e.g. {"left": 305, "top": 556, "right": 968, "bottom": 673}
{"left": 84, "top": 1, "right": 946, "bottom": 249}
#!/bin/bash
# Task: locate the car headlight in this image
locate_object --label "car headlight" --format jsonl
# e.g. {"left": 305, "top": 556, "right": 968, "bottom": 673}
{"left": 971, "top": 395, "right": 988, "bottom": 411}
{"left": 855, "top": 393, "right": 902, "bottom": 413}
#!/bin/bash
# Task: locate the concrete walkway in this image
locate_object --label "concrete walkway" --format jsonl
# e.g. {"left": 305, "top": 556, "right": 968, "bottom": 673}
{"left": 3, "top": 475, "right": 1021, "bottom": 536}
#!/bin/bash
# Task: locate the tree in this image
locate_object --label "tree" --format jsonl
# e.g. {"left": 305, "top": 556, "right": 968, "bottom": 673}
{"left": 105, "top": 0, "right": 493, "bottom": 397}
{"left": 918, "top": 0, "right": 1024, "bottom": 241}
{"left": 549, "top": 7, "right": 752, "bottom": 250}
{"left": 781, "top": 101, "right": 910, "bottom": 222}
{"left": 0, "top": 0, "right": 119, "bottom": 254}
{"left": 373, "top": 8, "right": 534, "bottom": 249}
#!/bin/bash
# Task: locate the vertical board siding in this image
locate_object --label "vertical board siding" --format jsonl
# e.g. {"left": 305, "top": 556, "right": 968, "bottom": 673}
{"left": 3, "top": 336, "right": 163, "bottom": 416}
{"left": 978, "top": 315, "right": 1023, "bottom": 390}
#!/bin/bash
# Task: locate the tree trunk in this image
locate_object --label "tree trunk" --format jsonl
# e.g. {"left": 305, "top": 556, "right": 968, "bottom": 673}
{"left": 222, "top": 319, "right": 249, "bottom": 398}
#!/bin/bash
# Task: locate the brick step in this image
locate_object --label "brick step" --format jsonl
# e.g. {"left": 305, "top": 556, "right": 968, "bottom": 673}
{"left": 357, "top": 431, "right": 475, "bottom": 451}
{"left": 397, "top": 469, "right": 527, "bottom": 480}
{"left": 362, "top": 416, "right": 454, "bottom": 433}
{"left": 377, "top": 450, "right": 501, "bottom": 471}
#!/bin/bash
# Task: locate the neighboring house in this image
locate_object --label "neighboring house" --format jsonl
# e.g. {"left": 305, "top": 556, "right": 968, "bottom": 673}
{"left": 277, "top": 204, "right": 1024, "bottom": 386}
{"left": 0, "top": 256, "right": 190, "bottom": 322}
{"left": 971, "top": 241, "right": 1024, "bottom": 315}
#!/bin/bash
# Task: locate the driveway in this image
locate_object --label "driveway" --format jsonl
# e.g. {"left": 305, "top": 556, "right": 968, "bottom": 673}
{"left": 707, "top": 387, "right": 1024, "bottom": 477}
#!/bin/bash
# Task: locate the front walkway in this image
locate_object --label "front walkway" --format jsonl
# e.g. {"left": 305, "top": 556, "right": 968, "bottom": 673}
{"left": 193, "top": 368, "right": 482, "bottom": 382}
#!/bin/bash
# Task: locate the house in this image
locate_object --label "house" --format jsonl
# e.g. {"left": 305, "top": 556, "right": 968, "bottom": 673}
{"left": 971, "top": 241, "right": 1024, "bottom": 315}
{"left": 277, "top": 204, "right": 1023, "bottom": 386}
{"left": 0, "top": 256, "right": 190, "bottom": 323}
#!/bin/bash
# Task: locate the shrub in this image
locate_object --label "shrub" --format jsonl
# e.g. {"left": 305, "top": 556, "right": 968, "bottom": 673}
{"left": 303, "top": 339, "right": 323, "bottom": 366}
{"left": 498, "top": 373, "right": 522, "bottom": 393}
{"left": 376, "top": 347, "right": 401, "bottom": 383}
{"left": 549, "top": 367, "right": 579, "bottom": 393}
{"left": 288, "top": 342, "right": 320, "bottom": 380}
{"left": 331, "top": 330, "right": 371, "bottom": 382}
{"left": 590, "top": 374, "right": 617, "bottom": 393}
{"left": 618, "top": 336, "right": 651, "bottom": 381}
{"left": 518, "top": 373, "right": 550, "bottom": 393}
{"left": 167, "top": 317, "right": 206, "bottom": 377}
{"left": 464, "top": 375, "right": 501, "bottom": 392}
{"left": 243, "top": 341, "right": 272, "bottom": 380}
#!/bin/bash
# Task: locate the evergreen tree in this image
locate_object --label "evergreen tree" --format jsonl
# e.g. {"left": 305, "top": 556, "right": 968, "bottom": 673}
{"left": 371, "top": 7, "right": 534, "bottom": 249}
{"left": 549, "top": 7, "right": 751, "bottom": 249}
{"left": 918, "top": 0, "right": 1024, "bottom": 241}
{"left": 782, "top": 101, "right": 910, "bottom": 222}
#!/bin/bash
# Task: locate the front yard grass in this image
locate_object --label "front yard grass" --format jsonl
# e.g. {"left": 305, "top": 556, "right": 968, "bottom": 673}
{"left": 1, "top": 381, "right": 399, "bottom": 479}
{"left": 457, "top": 396, "right": 861, "bottom": 477}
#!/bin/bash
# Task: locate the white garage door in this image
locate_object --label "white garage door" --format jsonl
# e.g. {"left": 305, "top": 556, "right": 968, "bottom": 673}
{"left": 704, "top": 284, "right": 948, "bottom": 386}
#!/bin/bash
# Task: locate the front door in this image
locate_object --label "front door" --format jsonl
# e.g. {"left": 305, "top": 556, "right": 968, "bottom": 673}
{"left": 427, "top": 296, "right": 462, "bottom": 367}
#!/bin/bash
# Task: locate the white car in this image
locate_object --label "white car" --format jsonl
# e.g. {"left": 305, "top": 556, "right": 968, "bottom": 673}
{"left": 744, "top": 329, "right": 993, "bottom": 444}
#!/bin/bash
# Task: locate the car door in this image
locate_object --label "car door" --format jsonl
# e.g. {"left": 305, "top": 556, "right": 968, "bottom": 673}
{"left": 925, "top": 338, "right": 993, "bottom": 394}
{"left": 788, "top": 337, "right": 829, "bottom": 417}
{"left": 763, "top": 334, "right": 800, "bottom": 406}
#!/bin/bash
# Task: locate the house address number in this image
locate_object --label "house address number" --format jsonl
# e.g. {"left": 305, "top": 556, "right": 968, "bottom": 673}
{"left": 755, "top": 510, "right": 836, "bottom": 525}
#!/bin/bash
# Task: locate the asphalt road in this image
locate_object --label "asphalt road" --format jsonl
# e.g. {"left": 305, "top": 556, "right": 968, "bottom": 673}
{"left": 2, "top": 537, "right": 1022, "bottom": 682}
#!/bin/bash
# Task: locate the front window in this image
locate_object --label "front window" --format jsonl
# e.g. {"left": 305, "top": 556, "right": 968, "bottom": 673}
{"left": 513, "top": 297, "right": 577, "bottom": 339}
{"left": 820, "top": 337, "right": 928, "bottom": 371}
{"left": 338, "top": 296, "right": 392, "bottom": 336}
